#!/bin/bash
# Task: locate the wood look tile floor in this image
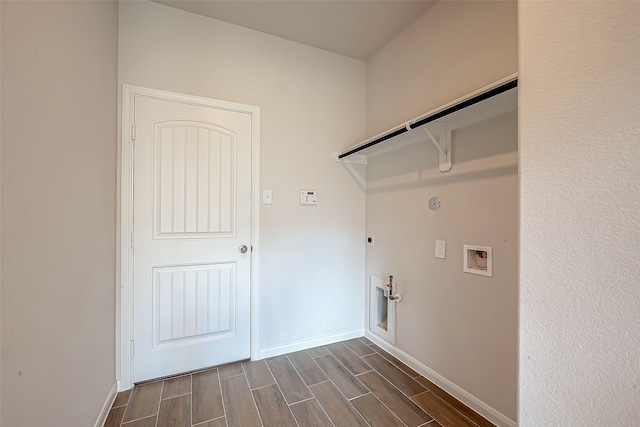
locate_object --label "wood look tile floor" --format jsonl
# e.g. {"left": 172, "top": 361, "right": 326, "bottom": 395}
{"left": 106, "top": 338, "right": 495, "bottom": 427}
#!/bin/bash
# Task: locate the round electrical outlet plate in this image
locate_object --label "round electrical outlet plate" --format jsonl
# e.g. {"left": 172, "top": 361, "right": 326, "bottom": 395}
{"left": 428, "top": 196, "right": 441, "bottom": 211}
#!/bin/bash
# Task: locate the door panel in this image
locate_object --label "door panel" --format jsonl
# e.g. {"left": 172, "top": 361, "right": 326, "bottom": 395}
{"left": 133, "top": 95, "right": 252, "bottom": 382}
{"left": 153, "top": 263, "right": 235, "bottom": 345}
{"left": 155, "top": 122, "right": 236, "bottom": 236}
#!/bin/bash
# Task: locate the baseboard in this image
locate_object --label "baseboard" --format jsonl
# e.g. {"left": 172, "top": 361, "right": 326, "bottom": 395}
{"left": 364, "top": 331, "right": 517, "bottom": 427}
{"left": 94, "top": 382, "right": 118, "bottom": 427}
{"left": 259, "top": 329, "right": 364, "bottom": 359}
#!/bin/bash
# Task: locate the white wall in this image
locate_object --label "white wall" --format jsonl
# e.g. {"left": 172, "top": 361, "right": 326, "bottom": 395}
{"left": 0, "top": 1, "right": 118, "bottom": 426}
{"left": 365, "top": 1, "right": 518, "bottom": 424}
{"left": 119, "top": 1, "right": 367, "bottom": 358}
{"left": 519, "top": 2, "right": 640, "bottom": 425}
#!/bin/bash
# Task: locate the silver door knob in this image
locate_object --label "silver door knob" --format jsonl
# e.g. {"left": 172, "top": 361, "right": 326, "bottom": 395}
{"left": 239, "top": 245, "right": 248, "bottom": 254}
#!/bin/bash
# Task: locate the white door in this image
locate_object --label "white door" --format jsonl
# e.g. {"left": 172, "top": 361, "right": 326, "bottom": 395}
{"left": 132, "top": 93, "right": 253, "bottom": 382}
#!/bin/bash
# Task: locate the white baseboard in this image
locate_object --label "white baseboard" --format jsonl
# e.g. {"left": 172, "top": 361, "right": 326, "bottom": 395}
{"left": 94, "top": 382, "right": 118, "bottom": 427}
{"left": 364, "top": 331, "right": 516, "bottom": 427}
{"left": 259, "top": 329, "right": 364, "bottom": 359}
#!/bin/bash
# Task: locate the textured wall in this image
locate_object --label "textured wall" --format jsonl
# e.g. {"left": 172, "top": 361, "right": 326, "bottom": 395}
{"left": 1, "top": 1, "right": 118, "bottom": 425}
{"left": 119, "top": 1, "right": 367, "bottom": 359}
{"left": 519, "top": 1, "right": 640, "bottom": 425}
{"left": 365, "top": 2, "right": 518, "bottom": 424}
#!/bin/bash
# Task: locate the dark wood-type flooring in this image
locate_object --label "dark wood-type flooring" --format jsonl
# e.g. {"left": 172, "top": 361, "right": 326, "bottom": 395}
{"left": 105, "top": 337, "right": 495, "bottom": 427}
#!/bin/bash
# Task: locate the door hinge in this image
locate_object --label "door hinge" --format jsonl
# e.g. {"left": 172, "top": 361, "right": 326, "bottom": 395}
{"left": 131, "top": 124, "right": 136, "bottom": 141}
{"left": 130, "top": 232, "right": 134, "bottom": 249}
{"left": 130, "top": 340, "right": 135, "bottom": 356}
{"left": 251, "top": 245, "right": 253, "bottom": 252}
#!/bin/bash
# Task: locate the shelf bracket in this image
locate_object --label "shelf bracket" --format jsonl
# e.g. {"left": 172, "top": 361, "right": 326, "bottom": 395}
{"left": 422, "top": 126, "right": 451, "bottom": 172}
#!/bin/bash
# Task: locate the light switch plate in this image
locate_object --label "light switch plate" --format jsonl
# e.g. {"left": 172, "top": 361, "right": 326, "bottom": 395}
{"left": 299, "top": 190, "right": 317, "bottom": 205}
{"left": 435, "top": 240, "right": 446, "bottom": 259}
{"left": 262, "top": 189, "right": 273, "bottom": 205}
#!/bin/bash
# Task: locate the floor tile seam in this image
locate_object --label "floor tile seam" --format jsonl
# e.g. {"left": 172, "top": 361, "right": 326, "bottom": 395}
{"left": 125, "top": 389, "right": 134, "bottom": 408}
{"left": 343, "top": 340, "right": 376, "bottom": 358}
{"left": 358, "top": 337, "right": 373, "bottom": 346}
{"left": 351, "top": 392, "right": 410, "bottom": 427}
{"left": 241, "top": 372, "right": 267, "bottom": 427}
{"left": 368, "top": 348, "right": 419, "bottom": 378}
{"left": 326, "top": 342, "right": 373, "bottom": 375}
{"left": 269, "top": 354, "right": 307, "bottom": 426}
{"left": 419, "top": 384, "right": 489, "bottom": 427}
{"left": 307, "top": 375, "right": 362, "bottom": 425}
{"left": 307, "top": 348, "right": 330, "bottom": 359}
{"left": 192, "top": 415, "right": 226, "bottom": 426}
{"left": 324, "top": 372, "right": 371, "bottom": 419}
{"left": 360, "top": 355, "right": 425, "bottom": 398}
{"left": 216, "top": 368, "right": 228, "bottom": 421}
{"left": 117, "top": 388, "right": 135, "bottom": 426}
{"left": 111, "top": 403, "right": 127, "bottom": 410}
{"left": 315, "top": 352, "right": 370, "bottom": 397}
{"left": 218, "top": 371, "right": 245, "bottom": 380}
{"left": 421, "top": 389, "right": 483, "bottom": 427}
{"left": 410, "top": 391, "right": 441, "bottom": 424}
{"left": 323, "top": 385, "right": 373, "bottom": 427}
{"left": 252, "top": 375, "right": 297, "bottom": 426}
{"left": 191, "top": 415, "right": 224, "bottom": 426}
{"left": 346, "top": 391, "right": 372, "bottom": 402}
{"left": 154, "top": 381, "right": 164, "bottom": 427}
{"left": 299, "top": 394, "right": 337, "bottom": 427}
{"left": 243, "top": 359, "right": 278, "bottom": 390}
{"left": 263, "top": 354, "right": 300, "bottom": 407}
{"left": 161, "top": 391, "right": 192, "bottom": 401}
{"left": 361, "top": 351, "right": 412, "bottom": 381}
{"left": 249, "top": 379, "right": 278, "bottom": 391}
{"left": 355, "top": 363, "right": 402, "bottom": 391}
{"left": 284, "top": 352, "right": 317, "bottom": 387}
{"left": 121, "top": 414, "right": 156, "bottom": 426}
{"left": 287, "top": 395, "right": 316, "bottom": 407}
{"left": 357, "top": 369, "right": 432, "bottom": 421}
{"left": 371, "top": 389, "right": 417, "bottom": 427}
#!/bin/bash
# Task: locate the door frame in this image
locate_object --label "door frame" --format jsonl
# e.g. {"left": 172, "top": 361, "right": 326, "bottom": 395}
{"left": 117, "top": 85, "right": 261, "bottom": 390}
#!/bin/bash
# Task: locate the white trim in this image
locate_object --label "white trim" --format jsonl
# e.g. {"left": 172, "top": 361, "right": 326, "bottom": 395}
{"left": 118, "top": 85, "right": 260, "bottom": 389}
{"left": 93, "top": 382, "right": 117, "bottom": 427}
{"left": 250, "top": 102, "right": 261, "bottom": 361}
{"left": 259, "top": 329, "right": 364, "bottom": 359}
{"left": 364, "top": 331, "right": 517, "bottom": 427}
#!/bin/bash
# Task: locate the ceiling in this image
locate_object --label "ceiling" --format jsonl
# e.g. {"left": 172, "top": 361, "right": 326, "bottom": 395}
{"left": 152, "top": 0, "right": 435, "bottom": 60}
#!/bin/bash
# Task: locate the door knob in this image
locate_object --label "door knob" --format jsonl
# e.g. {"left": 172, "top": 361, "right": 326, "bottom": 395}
{"left": 239, "top": 245, "right": 248, "bottom": 254}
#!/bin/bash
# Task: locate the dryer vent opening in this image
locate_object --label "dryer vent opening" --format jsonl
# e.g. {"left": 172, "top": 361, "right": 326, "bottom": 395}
{"left": 369, "top": 276, "right": 395, "bottom": 345}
